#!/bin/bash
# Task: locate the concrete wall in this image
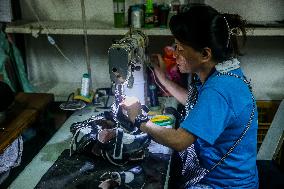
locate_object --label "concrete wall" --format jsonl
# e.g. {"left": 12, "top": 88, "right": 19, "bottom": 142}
{"left": 20, "top": 0, "right": 284, "bottom": 100}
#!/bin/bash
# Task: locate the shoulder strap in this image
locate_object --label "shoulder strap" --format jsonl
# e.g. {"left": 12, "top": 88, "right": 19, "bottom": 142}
{"left": 209, "top": 72, "right": 256, "bottom": 171}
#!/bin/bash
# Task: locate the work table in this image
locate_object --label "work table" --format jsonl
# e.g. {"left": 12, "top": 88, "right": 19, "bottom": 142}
{"left": 9, "top": 102, "right": 173, "bottom": 189}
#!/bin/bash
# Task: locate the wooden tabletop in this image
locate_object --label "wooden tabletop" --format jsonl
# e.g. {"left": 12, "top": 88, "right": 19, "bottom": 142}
{"left": 0, "top": 92, "right": 54, "bottom": 153}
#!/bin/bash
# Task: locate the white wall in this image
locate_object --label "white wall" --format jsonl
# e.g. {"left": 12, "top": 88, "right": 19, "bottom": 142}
{"left": 205, "top": 0, "right": 284, "bottom": 22}
{"left": 20, "top": 0, "right": 284, "bottom": 22}
{"left": 20, "top": 0, "right": 284, "bottom": 100}
{"left": 240, "top": 37, "right": 284, "bottom": 100}
{"left": 21, "top": 0, "right": 114, "bottom": 23}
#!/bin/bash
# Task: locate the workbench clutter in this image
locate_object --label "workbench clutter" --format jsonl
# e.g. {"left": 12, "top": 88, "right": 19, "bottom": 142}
{"left": 34, "top": 90, "right": 173, "bottom": 189}
{"left": 26, "top": 93, "right": 173, "bottom": 189}
{"left": 64, "top": 97, "right": 174, "bottom": 188}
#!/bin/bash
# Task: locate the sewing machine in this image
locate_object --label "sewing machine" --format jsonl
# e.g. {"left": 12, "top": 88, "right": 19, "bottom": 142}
{"left": 108, "top": 29, "right": 149, "bottom": 105}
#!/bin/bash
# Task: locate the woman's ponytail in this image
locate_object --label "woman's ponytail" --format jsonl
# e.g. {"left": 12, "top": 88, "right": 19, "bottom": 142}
{"left": 222, "top": 13, "right": 247, "bottom": 57}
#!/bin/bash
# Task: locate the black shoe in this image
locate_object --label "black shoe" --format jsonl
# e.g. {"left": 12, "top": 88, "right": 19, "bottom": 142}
{"left": 70, "top": 124, "right": 100, "bottom": 156}
{"left": 70, "top": 111, "right": 115, "bottom": 134}
{"left": 99, "top": 166, "right": 144, "bottom": 189}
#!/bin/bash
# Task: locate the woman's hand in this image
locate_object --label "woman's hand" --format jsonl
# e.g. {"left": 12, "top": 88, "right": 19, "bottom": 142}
{"left": 120, "top": 96, "right": 142, "bottom": 123}
{"left": 151, "top": 54, "right": 167, "bottom": 86}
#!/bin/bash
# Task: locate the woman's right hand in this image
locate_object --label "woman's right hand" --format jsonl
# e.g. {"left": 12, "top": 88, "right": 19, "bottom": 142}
{"left": 150, "top": 54, "right": 167, "bottom": 85}
{"left": 120, "top": 96, "right": 142, "bottom": 124}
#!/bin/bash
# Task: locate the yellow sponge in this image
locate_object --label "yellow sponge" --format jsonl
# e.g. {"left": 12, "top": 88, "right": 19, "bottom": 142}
{"left": 73, "top": 88, "right": 94, "bottom": 103}
{"left": 151, "top": 115, "right": 173, "bottom": 126}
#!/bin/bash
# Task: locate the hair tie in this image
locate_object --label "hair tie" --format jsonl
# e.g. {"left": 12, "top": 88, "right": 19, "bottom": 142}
{"left": 224, "top": 16, "right": 241, "bottom": 48}
{"left": 223, "top": 16, "right": 231, "bottom": 48}
{"left": 230, "top": 27, "right": 241, "bottom": 36}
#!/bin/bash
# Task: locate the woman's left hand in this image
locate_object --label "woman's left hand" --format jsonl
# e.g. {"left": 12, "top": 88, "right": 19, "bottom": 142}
{"left": 120, "top": 96, "right": 142, "bottom": 123}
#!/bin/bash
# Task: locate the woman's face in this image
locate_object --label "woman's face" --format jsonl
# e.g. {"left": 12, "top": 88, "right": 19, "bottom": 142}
{"left": 174, "top": 39, "right": 203, "bottom": 74}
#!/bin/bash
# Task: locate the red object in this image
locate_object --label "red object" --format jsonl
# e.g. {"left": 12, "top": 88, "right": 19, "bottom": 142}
{"left": 163, "top": 46, "right": 176, "bottom": 72}
{"left": 162, "top": 46, "right": 181, "bottom": 82}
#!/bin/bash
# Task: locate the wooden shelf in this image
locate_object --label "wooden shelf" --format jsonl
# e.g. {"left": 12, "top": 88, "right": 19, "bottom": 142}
{"left": 5, "top": 20, "right": 284, "bottom": 36}
{"left": 5, "top": 21, "right": 171, "bottom": 36}
{"left": 247, "top": 27, "right": 284, "bottom": 36}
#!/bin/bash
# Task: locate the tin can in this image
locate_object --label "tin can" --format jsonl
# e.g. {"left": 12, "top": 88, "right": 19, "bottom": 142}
{"left": 131, "top": 6, "right": 143, "bottom": 28}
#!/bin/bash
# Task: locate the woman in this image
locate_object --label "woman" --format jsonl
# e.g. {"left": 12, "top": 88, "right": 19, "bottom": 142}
{"left": 121, "top": 4, "right": 258, "bottom": 189}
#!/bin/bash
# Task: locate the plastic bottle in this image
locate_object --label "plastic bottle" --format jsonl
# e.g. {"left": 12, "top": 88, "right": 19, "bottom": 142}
{"left": 144, "top": 0, "right": 154, "bottom": 28}
{"left": 149, "top": 84, "right": 159, "bottom": 107}
{"left": 113, "top": 0, "right": 125, "bottom": 28}
{"left": 158, "top": 3, "right": 170, "bottom": 28}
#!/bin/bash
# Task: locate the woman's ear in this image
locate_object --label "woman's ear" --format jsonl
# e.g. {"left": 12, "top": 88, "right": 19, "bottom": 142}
{"left": 200, "top": 47, "right": 212, "bottom": 63}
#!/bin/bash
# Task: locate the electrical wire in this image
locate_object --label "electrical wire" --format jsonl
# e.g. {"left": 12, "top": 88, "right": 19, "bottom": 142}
{"left": 146, "top": 65, "right": 170, "bottom": 97}
{"left": 46, "top": 35, "right": 75, "bottom": 64}
{"left": 25, "top": 0, "right": 75, "bottom": 65}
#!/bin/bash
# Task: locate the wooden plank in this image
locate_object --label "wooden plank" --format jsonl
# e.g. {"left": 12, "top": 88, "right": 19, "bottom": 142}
{"left": 0, "top": 109, "right": 38, "bottom": 153}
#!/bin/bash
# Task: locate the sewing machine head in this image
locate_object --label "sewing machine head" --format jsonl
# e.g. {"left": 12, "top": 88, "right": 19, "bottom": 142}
{"left": 108, "top": 30, "right": 148, "bottom": 88}
{"left": 108, "top": 30, "right": 148, "bottom": 105}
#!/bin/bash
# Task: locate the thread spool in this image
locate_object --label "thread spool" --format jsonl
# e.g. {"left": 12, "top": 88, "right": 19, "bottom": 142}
{"left": 81, "top": 73, "right": 90, "bottom": 97}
